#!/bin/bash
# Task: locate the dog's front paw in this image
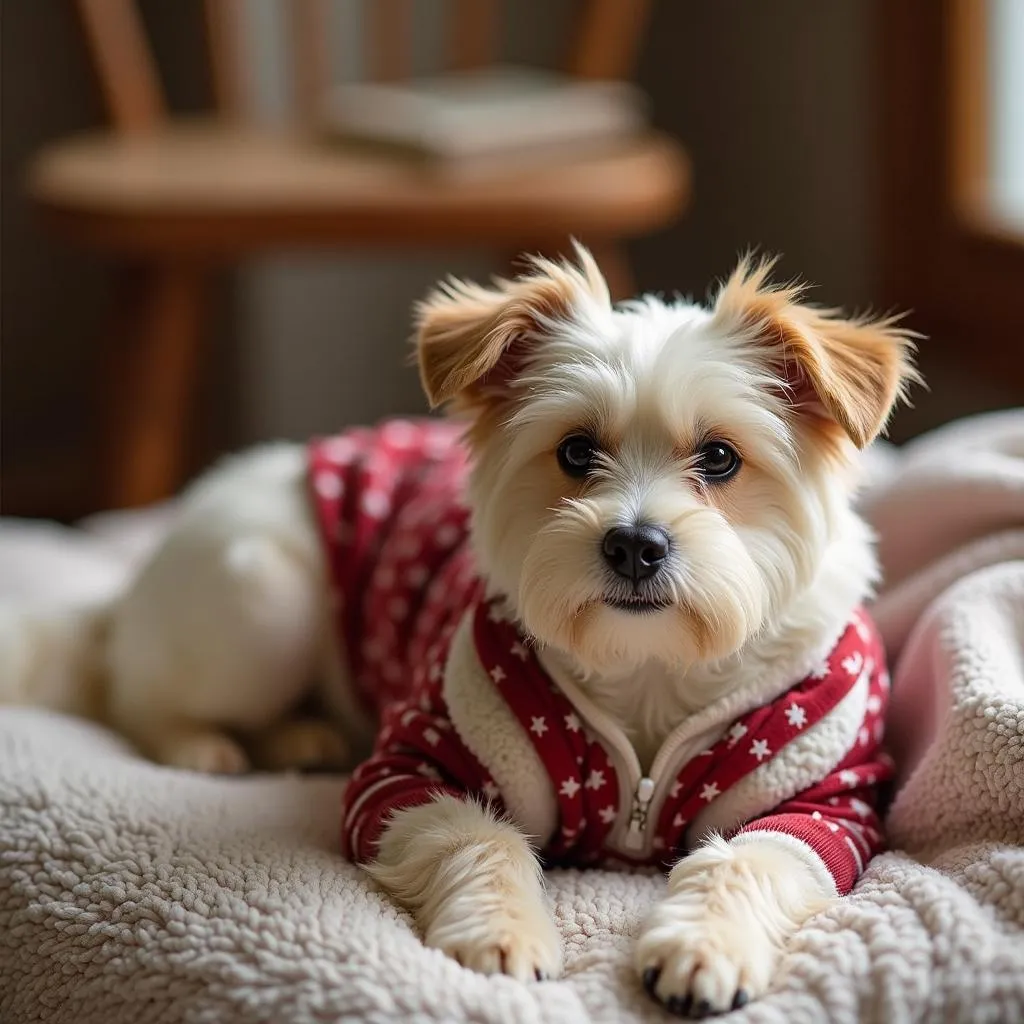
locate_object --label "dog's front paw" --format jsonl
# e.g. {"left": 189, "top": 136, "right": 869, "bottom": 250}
{"left": 635, "top": 835, "right": 835, "bottom": 1017}
{"left": 425, "top": 898, "right": 563, "bottom": 981}
{"left": 368, "top": 796, "right": 563, "bottom": 983}
{"left": 635, "top": 894, "right": 774, "bottom": 1016}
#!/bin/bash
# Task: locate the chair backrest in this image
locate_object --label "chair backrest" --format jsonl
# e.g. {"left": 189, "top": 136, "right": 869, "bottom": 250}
{"left": 73, "top": 0, "right": 652, "bottom": 134}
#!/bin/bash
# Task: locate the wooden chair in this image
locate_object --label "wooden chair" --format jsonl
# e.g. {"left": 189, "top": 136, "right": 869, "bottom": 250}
{"left": 28, "top": 0, "right": 690, "bottom": 509}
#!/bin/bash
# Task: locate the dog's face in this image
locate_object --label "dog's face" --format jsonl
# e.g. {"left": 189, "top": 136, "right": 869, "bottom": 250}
{"left": 416, "top": 247, "right": 916, "bottom": 674}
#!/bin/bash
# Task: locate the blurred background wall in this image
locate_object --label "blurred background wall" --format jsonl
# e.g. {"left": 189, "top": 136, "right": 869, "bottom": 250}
{"left": 2, "top": 1, "right": 1017, "bottom": 518}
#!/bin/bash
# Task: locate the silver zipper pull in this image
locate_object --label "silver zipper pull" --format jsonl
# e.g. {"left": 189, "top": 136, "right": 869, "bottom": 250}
{"left": 625, "top": 776, "right": 656, "bottom": 850}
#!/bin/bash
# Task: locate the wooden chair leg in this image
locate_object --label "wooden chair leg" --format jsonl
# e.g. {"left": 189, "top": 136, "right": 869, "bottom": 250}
{"left": 101, "top": 262, "right": 207, "bottom": 509}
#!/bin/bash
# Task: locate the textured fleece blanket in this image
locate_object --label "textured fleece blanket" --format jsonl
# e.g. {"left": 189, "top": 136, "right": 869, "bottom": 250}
{"left": 2, "top": 411, "right": 1023, "bottom": 1024}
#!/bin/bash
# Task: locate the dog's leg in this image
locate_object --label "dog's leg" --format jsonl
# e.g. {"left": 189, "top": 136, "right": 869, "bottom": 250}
{"left": 634, "top": 835, "right": 835, "bottom": 1016}
{"left": 366, "top": 795, "right": 562, "bottom": 981}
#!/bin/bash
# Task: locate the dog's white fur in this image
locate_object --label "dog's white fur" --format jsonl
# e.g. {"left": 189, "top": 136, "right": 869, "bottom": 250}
{"left": 0, "top": 246, "right": 916, "bottom": 1014}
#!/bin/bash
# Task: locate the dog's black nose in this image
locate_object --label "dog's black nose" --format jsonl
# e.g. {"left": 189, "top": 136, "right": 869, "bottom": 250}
{"left": 602, "top": 525, "right": 670, "bottom": 582}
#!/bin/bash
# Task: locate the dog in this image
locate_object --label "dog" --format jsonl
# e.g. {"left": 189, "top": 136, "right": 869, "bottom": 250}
{"left": 2, "top": 246, "right": 917, "bottom": 1016}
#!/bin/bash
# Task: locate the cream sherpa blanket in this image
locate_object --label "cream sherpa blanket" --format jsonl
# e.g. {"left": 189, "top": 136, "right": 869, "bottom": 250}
{"left": 2, "top": 411, "right": 1023, "bottom": 1023}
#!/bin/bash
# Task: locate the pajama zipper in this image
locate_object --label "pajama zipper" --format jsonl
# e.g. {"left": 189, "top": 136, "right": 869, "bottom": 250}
{"left": 549, "top": 674, "right": 721, "bottom": 860}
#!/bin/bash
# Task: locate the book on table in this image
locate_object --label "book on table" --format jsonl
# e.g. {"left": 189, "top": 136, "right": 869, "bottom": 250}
{"left": 317, "top": 65, "right": 650, "bottom": 177}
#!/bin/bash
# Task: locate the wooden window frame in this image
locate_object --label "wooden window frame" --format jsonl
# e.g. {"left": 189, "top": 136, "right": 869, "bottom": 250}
{"left": 878, "top": 0, "right": 1024, "bottom": 382}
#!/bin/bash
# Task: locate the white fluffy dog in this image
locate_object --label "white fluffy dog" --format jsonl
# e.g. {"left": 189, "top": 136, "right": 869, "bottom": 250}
{"left": 2, "top": 247, "right": 917, "bottom": 1017}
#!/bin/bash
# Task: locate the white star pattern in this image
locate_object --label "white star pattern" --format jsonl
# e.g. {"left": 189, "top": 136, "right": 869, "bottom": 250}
{"left": 400, "top": 709, "right": 418, "bottom": 727}
{"left": 564, "top": 713, "right": 581, "bottom": 732}
{"left": 672, "top": 813, "right": 685, "bottom": 829}
{"left": 809, "top": 659, "right": 831, "bottom": 680}
{"left": 842, "top": 651, "right": 864, "bottom": 677}
{"left": 482, "top": 780, "right": 500, "bottom": 801}
{"left": 727, "top": 723, "right": 748, "bottom": 747}
{"left": 314, "top": 470, "right": 343, "bottom": 500}
{"left": 598, "top": 806, "right": 617, "bottom": 824}
{"left": 423, "top": 728, "right": 440, "bottom": 747}
{"left": 559, "top": 778, "right": 581, "bottom": 799}
{"left": 435, "top": 524, "right": 460, "bottom": 548}
{"left": 585, "top": 770, "right": 606, "bottom": 791}
{"left": 858, "top": 726, "right": 871, "bottom": 746}
{"left": 866, "top": 694, "right": 882, "bottom": 714}
{"left": 850, "top": 798, "right": 872, "bottom": 818}
{"left": 874, "top": 721, "right": 885, "bottom": 743}
{"left": 489, "top": 665, "right": 506, "bottom": 684}
{"left": 510, "top": 642, "right": 530, "bottom": 661}
{"left": 852, "top": 616, "right": 871, "bottom": 642}
{"left": 361, "top": 490, "right": 391, "bottom": 519}
{"left": 670, "top": 781, "right": 682, "bottom": 799}
{"left": 652, "top": 837, "right": 666, "bottom": 851}
{"left": 828, "top": 797, "right": 840, "bottom": 806}
{"left": 785, "top": 703, "right": 808, "bottom": 728}
{"left": 383, "top": 420, "right": 416, "bottom": 448}
{"left": 812, "top": 811, "right": 823, "bottom": 820}
{"left": 700, "top": 782, "right": 720, "bottom": 802}
{"left": 879, "top": 670, "right": 891, "bottom": 692}
{"left": 749, "top": 738, "right": 771, "bottom": 761}
{"left": 428, "top": 661, "right": 443, "bottom": 683}
{"left": 416, "top": 763, "right": 441, "bottom": 780}
{"left": 322, "top": 437, "right": 355, "bottom": 464}
{"left": 530, "top": 716, "right": 548, "bottom": 737}
{"left": 827, "top": 821, "right": 840, "bottom": 832}
{"left": 839, "top": 769, "right": 860, "bottom": 787}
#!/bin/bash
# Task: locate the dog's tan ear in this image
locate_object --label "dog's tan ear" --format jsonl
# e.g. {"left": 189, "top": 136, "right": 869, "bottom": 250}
{"left": 712, "top": 257, "right": 920, "bottom": 448}
{"left": 415, "top": 244, "right": 610, "bottom": 409}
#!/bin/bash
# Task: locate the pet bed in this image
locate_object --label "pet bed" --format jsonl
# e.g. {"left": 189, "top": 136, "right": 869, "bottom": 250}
{"left": 2, "top": 411, "right": 1023, "bottom": 1023}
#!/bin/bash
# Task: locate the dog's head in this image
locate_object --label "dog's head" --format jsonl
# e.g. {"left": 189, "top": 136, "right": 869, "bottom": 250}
{"left": 415, "top": 245, "right": 917, "bottom": 674}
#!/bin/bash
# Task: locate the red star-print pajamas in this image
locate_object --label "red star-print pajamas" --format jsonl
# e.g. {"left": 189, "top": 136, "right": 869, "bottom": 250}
{"left": 312, "top": 420, "right": 893, "bottom": 893}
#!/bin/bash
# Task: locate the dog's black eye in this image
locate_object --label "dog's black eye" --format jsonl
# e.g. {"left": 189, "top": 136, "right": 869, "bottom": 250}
{"left": 557, "top": 434, "right": 598, "bottom": 477}
{"left": 697, "top": 441, "right": 741, "bottom": 482}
